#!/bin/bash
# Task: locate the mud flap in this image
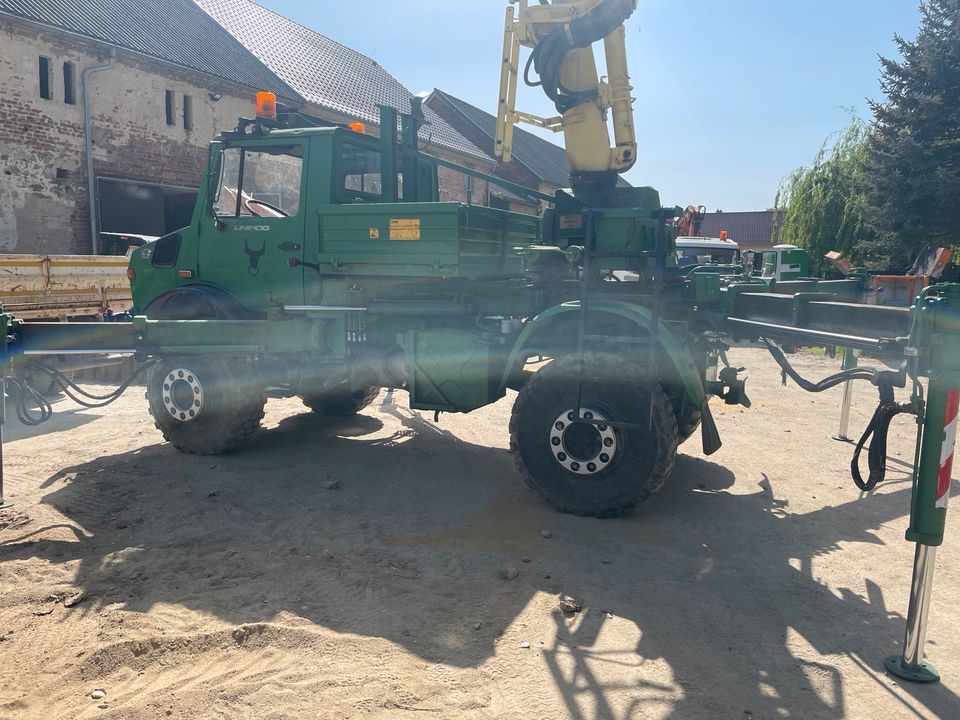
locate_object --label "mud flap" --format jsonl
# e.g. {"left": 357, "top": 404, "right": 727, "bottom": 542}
{"left": 700, "top": 401, "right": 722, "bottom": 455}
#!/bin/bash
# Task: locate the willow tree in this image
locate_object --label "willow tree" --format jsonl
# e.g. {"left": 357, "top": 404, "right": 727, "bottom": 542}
{"left": 774, "top": 118, "right": 875, "bottom": 274}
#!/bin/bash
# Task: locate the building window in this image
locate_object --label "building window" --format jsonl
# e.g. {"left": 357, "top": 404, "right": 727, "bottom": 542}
{"left": 182, "top": 94, "right": 193, "bottom": 130}
{"left": 62, "top": 62, "right": 76, "bottom": 105}
{"left": 38, "top": 56, "right": 52, "bottom": 99}
{"left": 165, "top": 90, "right": 175, "bottom": 126}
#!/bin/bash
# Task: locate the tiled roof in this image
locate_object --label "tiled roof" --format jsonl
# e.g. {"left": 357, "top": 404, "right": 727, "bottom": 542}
{"left": 698, "top": 211, "right": 785, "bottom": 248}
{"left": 429, "top": 89, "right": 572, "bottom": 187}
{"left": 195, "top": 0, "right": 490, "bottom": 162}
{"left": 0, "top": 0, "right": 297, "bottom": 99}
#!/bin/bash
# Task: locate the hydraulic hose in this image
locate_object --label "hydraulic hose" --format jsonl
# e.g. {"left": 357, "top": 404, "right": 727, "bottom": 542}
{"left": 35, "top": 360, "right": 157, "bottom": 408}
{"left": 525, "top": 0, "right": 637, "bottom": 114}
{"left": 7, "top": 378, "right": 53, "bottom": 426}
{"left": 850, "top": 379, "right": 914, "bottom": 491}
{"left": 762, "top": 339, "right": 886, "bottom": 392}
{"left": 761, "top": 338, "right": 914, "bottom": 491}
{"left": 8, "top": 360, "right": 158, "bottom": 426}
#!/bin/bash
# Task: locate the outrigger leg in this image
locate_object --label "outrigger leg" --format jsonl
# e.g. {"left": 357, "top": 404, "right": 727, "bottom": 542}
{"left": 833, "top": 347, "right": 857, "bottom": 442}
{"left": 885, "top": 379, "right": 960, "bottom": 683}
{"left": 0, "top": 377, "right": 8, "bottom": 510}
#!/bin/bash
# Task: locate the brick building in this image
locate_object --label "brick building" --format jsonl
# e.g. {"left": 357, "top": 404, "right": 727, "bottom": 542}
{"left": 0, "top": 0, "right": 299, "bottom": 254}
{"left": 698, "top": 211, "right": 785, "bottom": 252}
{"left": 0, "top": 0, "right": 493, "bottom": 255}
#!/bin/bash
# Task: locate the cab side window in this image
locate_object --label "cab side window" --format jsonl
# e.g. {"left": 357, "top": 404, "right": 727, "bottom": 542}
{"left": 213, "top": 144, "right": 304, "bottom": 218}
{"left": 341, "top": 142, "right": 382, "bottom": 199}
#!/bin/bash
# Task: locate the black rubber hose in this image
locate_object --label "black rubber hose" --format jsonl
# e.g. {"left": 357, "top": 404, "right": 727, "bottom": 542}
{"left": 524, "top": 0, "right": 636, "bottom": 115}
{"left": 760, "top": 339, "right": 914, "bottom": 491}
{"left": 761, "top": 339, "right": 887, "bottom": 392}
{"left": 567, "top": 0, "right": 636, "bottom": 47}
{"left": 850, "top": 381, "right": 914, "bottom": 491}
{"left": 34, "top": 360, "right": 157, "bottom": 409}
{"left": 7, "top": 360, "right": 159, "bottom": 428}
{"left": 6, "top": 378, "right": 53, "bottom": 426}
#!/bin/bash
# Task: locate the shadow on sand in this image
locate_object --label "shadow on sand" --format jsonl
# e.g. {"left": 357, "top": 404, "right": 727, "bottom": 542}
{"left": 2, "top": 391, "right": 956, "bottom": 719}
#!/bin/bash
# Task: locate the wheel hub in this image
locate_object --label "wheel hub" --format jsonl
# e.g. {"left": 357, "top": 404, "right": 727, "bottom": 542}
{"left": 549, "top": 408, "right": 617, "bottom": 475}
{"left": 162, "top": 368, "right": 204, "bottom": 422}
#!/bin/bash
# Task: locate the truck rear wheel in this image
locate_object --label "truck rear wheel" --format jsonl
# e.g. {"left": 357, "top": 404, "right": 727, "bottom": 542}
{"left": 147, "top": 357, "right": 266, "bottom": 454}
{"left": 509, "top": 353, "right": 678, "bottom": 517}
{"left": 300, "top": 385, "right": 380, "bottom": 416}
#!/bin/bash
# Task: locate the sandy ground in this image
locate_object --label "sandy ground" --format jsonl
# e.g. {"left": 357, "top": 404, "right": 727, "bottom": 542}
{"left": 0, "top": 347, "right": 958, "bottom": 720}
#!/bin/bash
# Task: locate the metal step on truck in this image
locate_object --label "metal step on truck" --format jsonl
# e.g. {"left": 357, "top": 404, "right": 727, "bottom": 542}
{"left": 2, "top": 0, "right": 960, "bottom": 684}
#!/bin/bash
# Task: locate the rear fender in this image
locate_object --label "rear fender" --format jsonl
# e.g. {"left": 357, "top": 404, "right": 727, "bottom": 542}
{"left": 502, "top": 300, "right": 706, "bottom": 405}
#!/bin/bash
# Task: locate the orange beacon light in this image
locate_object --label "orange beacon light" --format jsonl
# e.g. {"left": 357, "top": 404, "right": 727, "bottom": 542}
{"left": 255, "top": 91, "right": 277, "bottom": 120}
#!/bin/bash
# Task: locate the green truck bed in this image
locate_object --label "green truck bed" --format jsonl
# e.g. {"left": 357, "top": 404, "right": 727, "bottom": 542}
{"left": 316, "top": 203, "right": 540, "bottom": 278}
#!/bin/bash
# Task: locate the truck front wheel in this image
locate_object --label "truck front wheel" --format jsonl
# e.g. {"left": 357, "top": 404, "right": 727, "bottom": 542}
{"left": 509, "top": 353, "right": 678, "bottom": 517}
{"left": 147, "top": 357, "right": 266, "bottom": 454}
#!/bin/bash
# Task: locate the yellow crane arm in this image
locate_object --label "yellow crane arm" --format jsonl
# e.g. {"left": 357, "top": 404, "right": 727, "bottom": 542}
{"left": 495, "top": 0, "right": 638, "bottom": 187}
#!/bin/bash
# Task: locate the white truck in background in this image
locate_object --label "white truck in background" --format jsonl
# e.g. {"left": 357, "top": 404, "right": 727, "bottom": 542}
{"left": 674, "top": 236, "right": 741, "bottom": 267}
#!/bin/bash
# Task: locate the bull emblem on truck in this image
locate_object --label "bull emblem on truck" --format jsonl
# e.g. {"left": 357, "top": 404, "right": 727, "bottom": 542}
{"left": 244, "top": 238, "right": 266, "bottom": 276}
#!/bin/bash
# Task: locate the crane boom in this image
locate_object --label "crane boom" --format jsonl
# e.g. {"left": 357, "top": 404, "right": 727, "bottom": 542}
{"left": 495, "top": 0, "right": 638, "bottom": 193}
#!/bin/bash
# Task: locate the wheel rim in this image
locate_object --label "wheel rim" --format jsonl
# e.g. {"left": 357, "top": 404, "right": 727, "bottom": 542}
{"left": 549, "top": 407, "right": 618, "bottom": 476}
{"left": 162, "top": 368, "right": 204, "bottom": 422}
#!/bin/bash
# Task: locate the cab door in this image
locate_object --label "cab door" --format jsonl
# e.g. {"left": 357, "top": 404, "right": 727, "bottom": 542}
{"left": 198, "top": 140, "right": 308, "bottom": 313}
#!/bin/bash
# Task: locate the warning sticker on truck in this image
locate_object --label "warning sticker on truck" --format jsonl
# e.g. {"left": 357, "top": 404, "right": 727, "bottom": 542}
{"left": 390, "top": 218, "right": 421, "bottom": 241}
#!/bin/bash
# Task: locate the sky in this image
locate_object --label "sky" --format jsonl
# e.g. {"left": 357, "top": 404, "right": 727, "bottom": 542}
{"left": 261, "top": 0, "right": 921, "bottom": 211}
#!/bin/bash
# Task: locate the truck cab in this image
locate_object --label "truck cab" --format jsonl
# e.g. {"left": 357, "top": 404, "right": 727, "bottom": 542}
{"left": 760, "top": 244, "right": 810, "bottom": 281}
{"left": 675, "top": 237, "right": 740, "bottom": 267}
{"left": 127, "top": 113, "right": 445, "bottom": 317}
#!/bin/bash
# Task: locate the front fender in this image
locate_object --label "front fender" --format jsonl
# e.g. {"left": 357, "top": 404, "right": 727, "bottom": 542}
{"left": 142, "top": 283, "right": 257, "bottom": 320}
{"left": 502, "top": 300, "right": 706, "bottom": 405}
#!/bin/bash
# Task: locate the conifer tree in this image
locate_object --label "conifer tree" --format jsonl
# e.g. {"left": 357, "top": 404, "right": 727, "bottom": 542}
{"left": 863, "top": 0, "right": 960, "bottom": 267}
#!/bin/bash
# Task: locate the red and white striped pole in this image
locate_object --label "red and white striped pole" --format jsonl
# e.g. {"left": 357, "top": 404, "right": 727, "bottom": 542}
{"left": 934, "top": 389, "right": 959, "bottom": 510}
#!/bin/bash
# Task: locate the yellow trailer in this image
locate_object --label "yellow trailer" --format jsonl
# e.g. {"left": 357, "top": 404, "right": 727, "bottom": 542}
{"left": 0, "top": 253, "right": 131, "bottom": 320}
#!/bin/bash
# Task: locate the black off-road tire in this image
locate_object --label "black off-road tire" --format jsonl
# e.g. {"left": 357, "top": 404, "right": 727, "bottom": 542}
{"left": 147, "top": 356, "right": 266, "bottom": 454}
{"left": 509, "top": 353, "right": 678, "bottom": 517}
{"left": 300, "top": 385, "right": 380, "bottom": 416}
{"left": 676, "top": 403, "right": 702, "bottom": 445}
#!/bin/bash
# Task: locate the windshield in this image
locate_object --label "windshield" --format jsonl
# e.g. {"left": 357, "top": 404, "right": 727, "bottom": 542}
{"left": 676, "top": 247, "right": 738, "bottom": 267}
{"left": 212, "top": 144, "right": 304, "bottom": 218}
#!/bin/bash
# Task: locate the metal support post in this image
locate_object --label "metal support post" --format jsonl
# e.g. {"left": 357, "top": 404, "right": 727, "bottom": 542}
{"left": 833, "top": 347, "right": 857, "bottom": 442}
{"left": 0, "top": 377, "right": 8, "bottom": 510}
{"left": 885, "top": 380, "right": 959, "bottom": 683}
